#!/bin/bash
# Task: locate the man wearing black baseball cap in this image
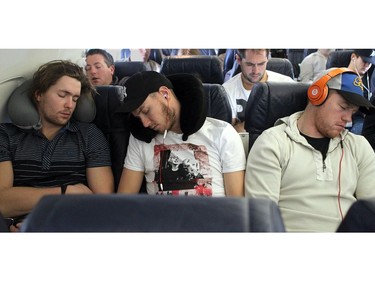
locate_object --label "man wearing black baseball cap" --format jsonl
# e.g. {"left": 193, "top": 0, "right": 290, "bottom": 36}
{"left": 116, "top": 71, "right": 246, "bottom": 197}
{"left": 354, "top": 49, "right": 375, "bottom": 64}
{"left": 346, "top": 49, "right": 375, "bottom": 134}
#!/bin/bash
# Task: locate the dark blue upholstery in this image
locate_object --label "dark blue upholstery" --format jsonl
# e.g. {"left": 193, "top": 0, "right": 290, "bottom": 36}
{"left": 199, "top": 49, "right": 218, "bottom": 56}
{"left": 20, "top": 194, "right": 285, "bottom": 232}
{"left": 0, "top": 212, "right": 9, "bottom": 232}
{"left": 267, "top": 58, "right": 295, "bottom": 79}
{"left": 114, "top": 61, "right": 148, "bottom": 82}
{"left": 223, "top": 49, "right": 237, "bottom": 78}
{"left": 325, "top": 50, "right": 353, "bottom": 68}
{"left": 160, "top": 55, "right": 224, "bottom": 84}
{"left": 120, "top": 49, "right": 131, "bottom": 60}
{"left": 337, "top": 198, "right": 375, "bottom": 232}
{"left": 149, "top": 49, "right": 164, "bottom": 65}
{"left": 161, "top": 49, "right": 179, "bottom": 56}
{"left": 203, "top": 83, "right": 232, "bottom": 123}
{"left": 287, "top": 49, "right": 308, "bottom": 78}
{"left": 244, "top": 81, "right": 310, "bottom": 151}
{"left": 93, "top": 85, "right": 130, "bottom": 192}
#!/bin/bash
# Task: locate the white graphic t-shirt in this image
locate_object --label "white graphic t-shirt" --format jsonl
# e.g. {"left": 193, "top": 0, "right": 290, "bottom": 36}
{"left": 124, "top": 118, "right": 246, "bottom": 196}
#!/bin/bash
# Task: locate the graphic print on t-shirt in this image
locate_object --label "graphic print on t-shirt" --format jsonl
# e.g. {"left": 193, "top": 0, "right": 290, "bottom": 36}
{"left": 153, "top": 143, "right": 212, "bottom": 196}
{"left": 236, "top": 98, "right": 247, "bottom": 121}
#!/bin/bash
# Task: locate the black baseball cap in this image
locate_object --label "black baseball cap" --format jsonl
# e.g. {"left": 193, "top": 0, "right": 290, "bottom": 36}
{"left": 354, "top": 49, "right": 375, "bottom": 64}
{"left": 118, "top": 71, "right": 173, "bottom": 113}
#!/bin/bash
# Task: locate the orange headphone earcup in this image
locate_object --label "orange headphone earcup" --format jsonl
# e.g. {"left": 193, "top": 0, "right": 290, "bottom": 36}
{"left": 307, "top": 68, "right": 352, "bottom": 106}
{"left": 308, "top": 83, "right": 329, "bottom": 106}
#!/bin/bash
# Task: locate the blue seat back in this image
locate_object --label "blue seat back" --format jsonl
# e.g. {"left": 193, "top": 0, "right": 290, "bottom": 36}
{"left": 160, "top": 55, "right": 224, "bottom": 84}
{"left": 203, "top": 83, "right": 232, "bottom": 123}
{"left": 93, "top": 85, "right": 130, "bottom": 191}
{"left": 244, "top": 81, "right": 310, "bottom": 151}
{"left": 21, "top": 194, "right": 285, "bottom": 232}
{"left": 337, "top": 198, "right": 375, "bottom": 232}
{"left": 114, "top": 61, "right": 148, "bottom": 82}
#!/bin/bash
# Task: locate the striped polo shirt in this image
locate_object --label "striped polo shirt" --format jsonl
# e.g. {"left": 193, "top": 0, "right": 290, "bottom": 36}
{"left": 0, "top": 120, "right": 111, "bottom": 187}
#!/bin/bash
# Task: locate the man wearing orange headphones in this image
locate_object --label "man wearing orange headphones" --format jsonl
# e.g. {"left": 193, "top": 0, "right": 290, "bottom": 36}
{"left": 245, "top": 67, "right": 375, "bottom": 232}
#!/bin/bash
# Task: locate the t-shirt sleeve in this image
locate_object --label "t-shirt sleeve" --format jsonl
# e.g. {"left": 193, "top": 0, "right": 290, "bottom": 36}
{"left": 0, "top": 125, "right": 11, "bottom": 162}
{"left": 124, "top": 134, "right": 145, "bottom": 172}
{"left": 220, "top": 124, "right": 246, "bottom": 173}
{"left": 86, "top": 124, "right": 112, "bottom": 168}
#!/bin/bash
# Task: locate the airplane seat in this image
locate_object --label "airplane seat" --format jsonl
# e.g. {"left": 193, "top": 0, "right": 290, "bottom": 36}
{"left": 199, "top": 49, "right": 218, "bottom": 56}
{"left": 160, "top": 55, "right": 224, "bottom": 84}
{"left": 287, "top": 49, "right": 308, "bottom": 79}
{"left": 149, "top": 49, "right": 163, "bottom": 65}
{"left": 114, "top": 61, "right": 148, "bottom": 84}
{"left": 161, "top": 49, "right": 179, "bottom": 56}
{"left": 120, "top": 49, "right": 131, "bottom": 61}
{"left": 244, "top": 81, "right": 310, "bottom": 152}
{"left": 336, "top": 198, "right": 375, "bottom": 232}
{"left": 266, "top": 57, "right": 295, "bottom": 79}
{"left": 93, "top": 85, "right": 131, "bottom": 192}
{"left": 20, "top": 194, "right": 285, "bottom": 232}
{"left": 203, "top": 83, "right": 232, "bottom": 124}
{"left": 223, "top": 49, "right": 237, "bottom": 78}
{"left": 0, "top": 212, "right": 9, "bottom": 232}
{"left": 325, "top": 49, "right": 353, "bottom": 68}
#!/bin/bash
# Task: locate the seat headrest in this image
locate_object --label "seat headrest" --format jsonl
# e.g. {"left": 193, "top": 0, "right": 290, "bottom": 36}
{"left": 114, "top": 61, "right": 148, "bottom": 81}
{"left": 7, "top": 79, "right": 96, "bottom": 129}
{"left": 94, "top": 85, "right": 129, "bottom": 132}
{"left": 266, "top": 58, "right": 295, "bottom": 79}
{"left": 326, "top": 50, "right": 353, "bottom": 69}
{"left": 202, "top": 83, "right": 232, "bottom": 124}
{"left": 160, "top": 55, "right": 224, "bottom": 84}
{"left": 244, "top": 81, "right": 310, "bottom": 150}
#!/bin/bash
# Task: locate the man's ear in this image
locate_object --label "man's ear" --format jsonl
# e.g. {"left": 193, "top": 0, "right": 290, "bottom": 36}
{"left": 35, "top": 91, "right": 41, "bottom": 102}
{"left": 110, "top": 65, "right": 115, "bottom": 75}
{"left": 158, "top": 86, "right": 169, "bottom": 99}
{"left": 235, "top": 53, "right": 241, "bottom": 63}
